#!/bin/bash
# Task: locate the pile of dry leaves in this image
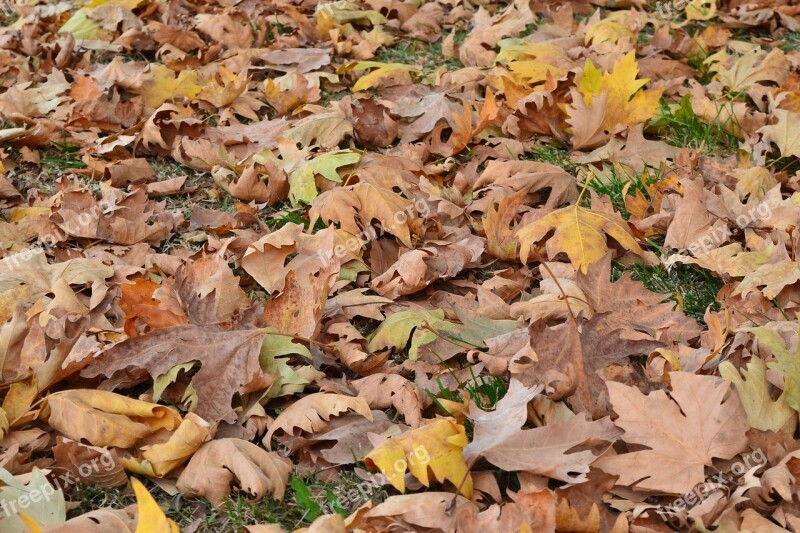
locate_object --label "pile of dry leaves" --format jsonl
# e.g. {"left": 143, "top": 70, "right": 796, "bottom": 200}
{"left": 0, "top": 0, "right": 799, "bottom": 531}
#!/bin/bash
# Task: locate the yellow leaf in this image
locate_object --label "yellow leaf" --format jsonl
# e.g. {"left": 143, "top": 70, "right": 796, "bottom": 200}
{"left": 759, "top": 109, "right": 800, "bottom": 159}
{"left": 685, "top": 0, "right": 717, "bottom": 21}
{"left": 584, "top": 12, "right": 636, "bottom": 46}
{"left": 10, "top": 206, "right": 50, "bottom": 222}
{"left": 18, "top": 513, "right": 43, "bottom": 533}
{"left": 365, "top": 418, "right": 473, "bottom": 497}
{"left": 46, "top": 390, "right": 182, "bottom": 448}
{"left": 141, "top": 65, "right": 202, "bottom": 109}
{"left": 574, "top": 51, "right": 662, "bottom": 132}
{"left": 517, "top": 202, "right": 643, "bottom": 273}
{"left": 345, "top": 62, "right": 419, "bottom": 92}
{"left": 132, "top": 478, "right": 180, "bottom": 533}
{"left": 124, "top": 413, "right": 213, "bottom": 477}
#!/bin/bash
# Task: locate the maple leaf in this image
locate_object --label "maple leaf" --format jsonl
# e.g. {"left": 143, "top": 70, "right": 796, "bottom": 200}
{"left": 81, "top": 326, "right": 271, "bottom": 423}
{"left": 759, "top": 109, "right": 800, "bottom": 159}
{"left": 367, "top": 309, "right": 460, "bottom": 361}
{"left": 568, "top": 51, "right": 662, "bottom": 141}
{"left": 517, "top": 198, "right": 644, "bottom": 273}
{"left": 719, "top": 356, "right": 796, "bottom": 432}
{"left": 741, "top": 325, "right": 800, "bottom": 413}
{"left": 365, "top": 418, "right": 473, "bottom": 497}
{"left": 595, "top": 372, "right": 748, "bottom": 494}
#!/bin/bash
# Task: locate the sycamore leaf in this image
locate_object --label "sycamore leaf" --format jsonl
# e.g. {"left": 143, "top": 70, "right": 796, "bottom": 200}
{"left": 464, "top": 379, "right": 542, "bottom": 461}
{"left": 708, "top": 46, "right": 787, "bottom": 93}
{"left": 0, "top": 468, "right": 65, "bottom": 533}
{"left": 474, "top": 414, "right": 620, "bottom": 483}
{"left": 759, "top": 109, "right": 800, "bottom": 159}
{"left": 741, "top": 325, "right": 800, "bottom": 413}
{"left": 288, "top": 149, "right": 361, "bottom": 206}
{"left": 283, "top": 107, "right": 353, "bottom": 148}
{"left": 719, "top": 357, "right": 796, "bottom": 432}
{"left": 264, "top": 393, "right": 372, "bottom": 445}
{"left": 59, "top": 8, "right": 106, "bottom": 40}
{"left": 125, "top": 413, "right": 213, "bottom": 477}
{"left": 733, "top": 261, "right": 800, "bottom": 299}
{"left": 141, "top": 65, "right": 202, "bottom": 109}
{"left": 309, "top": 182, "right": 417, "bottom": 247}
{"left": 517, "top": 203, "right": 643, "bottom": 273}
{"left": 81, "top": 326, "right": 271, "bottom": 423}
{"left": 176, "top": 438, "right": 292, "bottom": 506}
{"left": 132, "top": 478, "right": 180, "bottom": 533}
{"left": 365, "top": 418, "right": 473, "bottom": 497}
{"left": 595, "top": 372, "right": 748, "bottom": 494}
{"left": 367, "top": 309, "right": 461, "bottom": 360}
{"left": 46, "top": 390, "right": 182, "bottom": 448}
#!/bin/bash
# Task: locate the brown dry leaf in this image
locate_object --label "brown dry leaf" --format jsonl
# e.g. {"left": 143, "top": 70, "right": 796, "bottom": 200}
{"left": 522, "top": 316, "right": 663, "bottom": 416}
{"left": 351, "top": 373, "right": 423, "bottom": 427}
{"left": 82, "top": 326, "right": 271, "bottom": 423}
{"left": 595, "top": 372, "right": 748, "bottom": 494}
{"left": 264, "top": 393, "right": 372, "bottom": 445}
{"left": 177, "top": 438, "right": 292, "bottom": 506}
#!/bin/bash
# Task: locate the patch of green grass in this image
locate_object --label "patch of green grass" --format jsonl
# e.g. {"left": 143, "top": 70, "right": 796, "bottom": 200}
{"left": 782, "top": 32, "right": 800, "bottom": 52}
{"left": 523, "top": 142, "right": 578, "bottom": 175}
{"left": 612, "top": 260, "right": 723, "bottom": 321}
{"left": 41, "top": 140, "right": 87, "bottom": 172}
{"left": 376, "top": 38, "right": 463, "bottom": 71}
{"left": 68, "top": 484, "right": 134, "bottom": 518}
{"left": 650, "top": 95, "right": 740, "bottom": 154}
{"left": 69, "top": 471, "right": 389, "bottom": 532}
{"left": 581, "top": 168, "right": 654, "bottom": 220}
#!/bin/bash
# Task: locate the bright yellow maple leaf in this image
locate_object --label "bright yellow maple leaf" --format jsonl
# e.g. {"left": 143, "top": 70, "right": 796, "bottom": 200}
{"left": 516, "top": 200, "right": 644, "bottom": 273}
{"left": 574, "top": 51, "right": 662, "bottom": 132}
{"left": 142, "top": 65, "right": 202, "bottom": 109}
{"left": 365, "top": 418, "right": 473, "bottom": 497}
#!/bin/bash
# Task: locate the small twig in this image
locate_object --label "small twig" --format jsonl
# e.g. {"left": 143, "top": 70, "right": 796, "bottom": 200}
{"left": 539, "top": 262, "right": 575, "bottom": 319}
